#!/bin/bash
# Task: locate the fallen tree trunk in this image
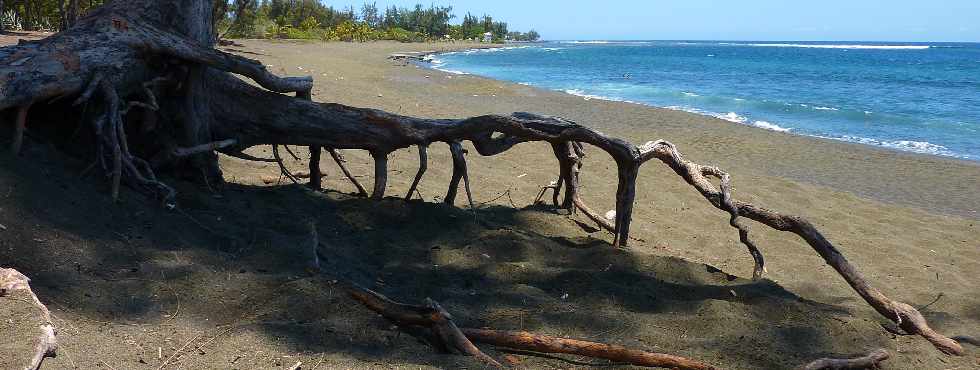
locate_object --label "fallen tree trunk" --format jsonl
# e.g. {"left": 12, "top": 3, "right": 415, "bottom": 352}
{"left": 0, "top": 0, "right": 963, "bottom": 360}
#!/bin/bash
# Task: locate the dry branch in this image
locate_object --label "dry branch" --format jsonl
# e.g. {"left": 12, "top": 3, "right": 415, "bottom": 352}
{"left": 637, "top": 140, "right": 963, "bottom": 355}
{"left": 329, "top": 149, "right": 368, "bottom": 197}
{"left": 463, "top": 329, "right": 717, "bottom": 370}
{"left": 1, "top": 268, "right": 58, "bottom": 370}
{"left": 272, "top": 145, "right": 300, "bottom": 185}
{"left": 405, "top": 144, "right": 428, "bottom": 200}
{"left": 802, "top": 349, "right": 890, "bottom": 370}
{"left": 331, "top": 273, "right": 714, "bottom": 370}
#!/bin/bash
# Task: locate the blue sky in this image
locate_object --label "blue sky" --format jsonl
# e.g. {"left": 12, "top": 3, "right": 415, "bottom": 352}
{"left": 318, "top": 0, "right": 980, "bottom": 42}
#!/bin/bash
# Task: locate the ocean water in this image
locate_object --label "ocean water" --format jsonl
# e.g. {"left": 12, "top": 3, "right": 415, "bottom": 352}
{"left": 428, "top": 41, "right": 980, "bottom": 160}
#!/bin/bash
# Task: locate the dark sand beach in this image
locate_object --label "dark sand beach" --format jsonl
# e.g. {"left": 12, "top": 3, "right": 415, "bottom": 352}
{"left": 2, "top": 39, "right": 978, "bottom": 369}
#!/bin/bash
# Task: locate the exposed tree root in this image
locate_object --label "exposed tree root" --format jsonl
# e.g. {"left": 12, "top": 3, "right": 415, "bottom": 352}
{"left": 308, "top": 146, "right": 323, "bottom": 190}
{"left": 328, "top": 149, "right": 368, "bottom": 197}
{"left": 9, "top": 103, "right": 31, "bottom": 155}
{"left": 445, "top": 141, "right": 475, "bottom": 209}
{"left": 0, "top": 0, "right": 963, "bottom": 358}
{"left": 637, "top": 140, "right": 963, "bottom": 355}
{"left": 272, "top": 145, "right": 300, "bottom": 185}
{"left": 172, "top": 139, "right": 238, "bottom": 158}
{"left": 1, "top": 268, "right": 58, "bottom": 370}
{"left": 370, "top": 150, "right": 389, "bottom": 199}
{"left": 405, "top": 144, "right": 428, "bottom": 200}
{"left": 802, "top": 349, "right": 890, "bottom": 370}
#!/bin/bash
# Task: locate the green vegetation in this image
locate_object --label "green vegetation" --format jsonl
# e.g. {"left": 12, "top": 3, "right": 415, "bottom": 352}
{"left": 0, "top": 1, "right": 540, "bottom": 43}
{"left": 220, "top": 0, "right": 541, "bottom": 43}
{"left": 1, "top": 0, "right": 109, "bottom": 31}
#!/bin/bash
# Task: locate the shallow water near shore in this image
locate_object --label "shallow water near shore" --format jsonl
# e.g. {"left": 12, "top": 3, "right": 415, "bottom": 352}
{"left": 431, "top": 40, "right": 980, "bottom": 160}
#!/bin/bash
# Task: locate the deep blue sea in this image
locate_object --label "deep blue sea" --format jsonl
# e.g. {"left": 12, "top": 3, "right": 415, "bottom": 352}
{"left": 429, "top": 41, "right": 980, "bottom": 160}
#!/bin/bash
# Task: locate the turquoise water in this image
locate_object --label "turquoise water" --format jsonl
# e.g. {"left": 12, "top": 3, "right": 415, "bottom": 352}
{"left": 429, "top": 41, "right": 980, "bottom": 160}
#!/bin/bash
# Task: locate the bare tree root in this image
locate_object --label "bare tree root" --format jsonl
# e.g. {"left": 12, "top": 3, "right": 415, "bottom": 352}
{"left": 802, "top": 349, "right": 890, "bottom": 370}
{"left": 1, "top": 268, "right": 58, "bottom": 370}
{"left": 328, "top": 149, "right": 368, "bottom": 197}
{"left": 637, "top": 140, "right": 964, "bottom": 355}
{"left": 172, "top": 139, "right": 238, "bottom": 158}
{"left": 202, "top": 78, "right": 962, "bottom": 352}
{"left": 9, "top": 103, "right": 31, "bottom": 155}
{"left": 445, "top": 142, "right": 475, "bottom": 209}
{"left": 405, "top": 144, "right": 428, "bottom": 200}
{"left": 82, "top": 77, "right": 176, "bottom": 206}
{"left": 281, "top": 145, "right": 301, "bottom": 161}
{"left": 272, "top": 145, "right": 300, "bottom": 185}
{"left": 370, "top": 150, "right": 389, "bottom": 199}
{"left": 533, "top": 181, "right": 560, "bottom": 206}
{"left": 573, "top": 196, "right": 617, "bottom": 233}
{"left": 308, "top": 146, "right": 323, "bottom": 190}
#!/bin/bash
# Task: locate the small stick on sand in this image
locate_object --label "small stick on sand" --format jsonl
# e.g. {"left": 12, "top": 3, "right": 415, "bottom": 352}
{"left": 157, "top": 332, "right": 205, "bottom": 370}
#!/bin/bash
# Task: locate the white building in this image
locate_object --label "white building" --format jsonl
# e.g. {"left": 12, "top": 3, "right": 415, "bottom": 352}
{"left": 482, "top": 32, "right": 493, "bottom": 43}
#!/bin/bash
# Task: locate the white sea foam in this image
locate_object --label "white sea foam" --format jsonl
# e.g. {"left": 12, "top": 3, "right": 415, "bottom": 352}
{"left": 450, "top": 46, "right": 532, "bottom": 55}
{"left": 666, "top": 106, "right": 792, "bottom": 132}
{"left": 719, "top": 43, "right": 930, "bottom": 50}
{"left": 559, "top": 41, "right": 611, "bottom": 44}
{"left": 718, "top": 112, "right": 748, "bottom": 123}
{"left": 563, "top": 89, "right": 604, "bottom": 101}
{"left": 563, "top": 89, "right": 637, "bottom": 103}
{"left": 752, "top": 121, "right": 792, "bottom": 132}
{"left": 438, "top": 69, "right": 468, "bottom": 75}
{"left": 819, "top": 135, "right": 958, "bottom": 157}
{"left": 813, "top": 106, "right": 840, "bottom": 111}
{"left": 558, "top": 41, "right": 653, "bottom": 45}
{"left": 683, "top": 92, "right": 700, "bottom": 97}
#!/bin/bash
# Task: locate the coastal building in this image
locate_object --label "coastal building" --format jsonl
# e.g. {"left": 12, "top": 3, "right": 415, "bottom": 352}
{"left": 483, "top": 32, "right": 493, "bottom": 43}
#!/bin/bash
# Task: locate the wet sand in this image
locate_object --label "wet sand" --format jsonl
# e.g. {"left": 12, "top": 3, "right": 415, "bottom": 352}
{"left": 1, "top": 39, "right": 977, "bottom": 369}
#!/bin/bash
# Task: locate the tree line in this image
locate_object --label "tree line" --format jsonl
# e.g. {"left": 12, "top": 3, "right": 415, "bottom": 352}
{"left": 221, "top": 0, "right": 541, "bottom": 42}
{"left": 0, "top": 0, "right": 540, "bottom": 43}
{"left": 0, "top": 0, "right": 107, "bottom": 31}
